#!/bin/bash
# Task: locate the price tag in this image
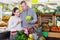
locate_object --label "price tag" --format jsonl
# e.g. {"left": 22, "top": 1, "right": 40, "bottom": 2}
{"left": 38, "top": 0, "right": 48, "bottom": 3}
{"left": 0, "top": 6, "right": 2, "bottom": 21}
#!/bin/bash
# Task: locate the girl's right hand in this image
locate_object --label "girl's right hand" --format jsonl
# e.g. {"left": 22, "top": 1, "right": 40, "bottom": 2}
{"left": 17, "top": 21, "right": 20, "bottom": 25}
{"left": 17, "top": 19, "right": 22, "bottom": 25}
{"left": 17, "top": 20, "right": 21, "bottom": 25}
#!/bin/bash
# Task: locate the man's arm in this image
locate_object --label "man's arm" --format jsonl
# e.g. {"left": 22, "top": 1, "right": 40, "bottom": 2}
{"left": 31, "top": 9, "right": 37, "bottom": 23}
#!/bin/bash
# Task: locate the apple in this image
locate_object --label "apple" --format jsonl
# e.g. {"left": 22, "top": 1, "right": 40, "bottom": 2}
{"left": 29, "top": 34, "right": 33, "bottom": 38}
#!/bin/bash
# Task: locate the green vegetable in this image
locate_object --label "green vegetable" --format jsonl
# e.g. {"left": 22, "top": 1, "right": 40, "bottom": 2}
{"left": 25, "top": 16, "right": 32, "bottom": 21}
{"left": 56, "top": 6, "right": 60, "bottom": 13}
{"left": 32, "top": 6, "right": 40, "bottom": 14}
{"left": 15, "top": 30, "right": 28, "bottom": 40}
{"left": 42, "top": 31, "right": 48, "bottom": 37}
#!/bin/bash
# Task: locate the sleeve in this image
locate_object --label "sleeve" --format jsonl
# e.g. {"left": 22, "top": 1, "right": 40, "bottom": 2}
{"left": 6, "top": 17, "right": 17, "bottom": 30}
{"left": 31, "top": 9, "right": 37, "bottom": 23}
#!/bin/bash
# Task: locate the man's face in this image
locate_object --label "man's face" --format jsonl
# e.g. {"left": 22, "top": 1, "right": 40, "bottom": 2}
{"left": 21, "top": 3, "right": 27, "bottom": 10}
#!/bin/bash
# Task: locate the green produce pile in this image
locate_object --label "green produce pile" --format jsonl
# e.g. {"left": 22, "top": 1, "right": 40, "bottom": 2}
{"left": 14, "top": 29, "right": 46, "bottom": 40}
{"left": 32, "top": 6, "right": 57, "bottom": 14}
{"left": 32, "top": 6, "right": 41, "bottom": 14}
{"left": 56, "top": 6, "right": 60, "bottom": 14}
{"left": 15, "top": 30, "right": 28, "bottom": 40}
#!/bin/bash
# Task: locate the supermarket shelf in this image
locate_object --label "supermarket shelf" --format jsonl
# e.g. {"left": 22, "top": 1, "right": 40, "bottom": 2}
{"left": 55, "top": 14, "right": 60, "bottom": 16}
{"left": 37, "top": 14, "right": 53, "bottom": 16}
{"left": 48, "top": 32, "right": 60, "bottom": 38}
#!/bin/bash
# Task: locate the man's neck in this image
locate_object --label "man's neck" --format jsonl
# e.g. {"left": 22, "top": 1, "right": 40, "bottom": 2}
{"left": 23, "top": 6, "right": 29, "bottom": 11}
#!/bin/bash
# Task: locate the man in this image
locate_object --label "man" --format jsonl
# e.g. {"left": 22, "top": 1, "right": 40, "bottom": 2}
{"left": 20, "top": 1, "right": 37, "bottom": 27}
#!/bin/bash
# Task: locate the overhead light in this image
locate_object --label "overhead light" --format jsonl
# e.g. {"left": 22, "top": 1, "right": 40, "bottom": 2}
{"left": 0, "top": 0, "right": 13, "bottom": 4}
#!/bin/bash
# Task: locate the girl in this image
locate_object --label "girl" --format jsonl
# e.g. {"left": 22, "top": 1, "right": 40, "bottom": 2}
{"left": 7, "top": 7, "right": 22, "bottom": 40}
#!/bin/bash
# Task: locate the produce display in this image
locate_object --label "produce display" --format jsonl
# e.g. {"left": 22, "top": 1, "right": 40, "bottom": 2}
{"left": 51, "top": 26, "right": 60, "bottom": 32}
{"left": 2, "top": 16, "right": 11, "bottom": 19}
{"left": 28, "top": 34, "right": 34, "bottom": 40}
{"left": 14, "top": 27, "right": 46, "bottom": 40}
{"left": 32, "top": 5, "right": 56, "bottom": 14}
{"left": 51, "top": 17, "right": 60, "bottom": 32}
{"left": 15, "top": 30, "right": 28, "bottom": 40}
{"left": 42, "top": 23, "right": 50, "bottom": 32}
{"left": 0, "top": 21, "right": 7, "bottom": 27}
{"left": 56, "top": 6, "right": 60, "bottom": 14}
{"left": 41, "top": 16, "right": 52, "bottom": 31}
{"left": 42, "top": 31, "right": 48, "bottom": 37}
{"left": 32, "top": 6, "right": 40, "bottom": 14}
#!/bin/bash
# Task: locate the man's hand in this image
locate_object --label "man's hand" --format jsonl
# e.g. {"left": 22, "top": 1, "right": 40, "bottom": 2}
{"left": 27, "top": 21, "right": 31, "bottom": 23}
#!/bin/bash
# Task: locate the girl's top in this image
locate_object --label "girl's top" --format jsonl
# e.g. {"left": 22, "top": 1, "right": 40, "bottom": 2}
{"left": 7, "top": 16, "right": 23, "bottom": 31}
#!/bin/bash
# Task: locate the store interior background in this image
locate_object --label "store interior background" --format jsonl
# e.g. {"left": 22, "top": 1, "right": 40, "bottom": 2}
{"left": 0, "top": 0, "right": 60, "bottom": 26}
{"left": 0, "top": 0, "right": 60, "bottom": 37}
{"left": 0, "top": 0, "right": 60, "bottom": 40}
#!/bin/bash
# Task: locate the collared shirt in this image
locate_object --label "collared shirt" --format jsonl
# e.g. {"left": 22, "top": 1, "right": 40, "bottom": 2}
{"left": 20, "top": 7, "right": 37, "bottom": 27}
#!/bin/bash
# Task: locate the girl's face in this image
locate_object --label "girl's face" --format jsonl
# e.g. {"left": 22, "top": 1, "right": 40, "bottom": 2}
{"left": 14, "top": 9, "right": 20, "bottom": 17}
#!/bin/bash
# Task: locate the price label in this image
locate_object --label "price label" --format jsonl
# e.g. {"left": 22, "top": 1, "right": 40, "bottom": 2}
{"left": 38, "top": 0, "right": 48, "bottom": 3}
{"left": 0, "top": 6, "right": 2, "bottom": 21}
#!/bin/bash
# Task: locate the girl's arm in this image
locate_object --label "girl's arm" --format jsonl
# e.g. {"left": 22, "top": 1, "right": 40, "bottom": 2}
{"left": 7, "top": 17, "right": 17, "bottom": 30}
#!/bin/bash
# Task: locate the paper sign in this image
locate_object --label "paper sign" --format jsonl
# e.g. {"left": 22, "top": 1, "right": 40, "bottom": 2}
{"left": 38, "top": 0, "right": 48, "bottom": 3}
{"left": 0, "top": 6, "right": 2, "bottom": 21}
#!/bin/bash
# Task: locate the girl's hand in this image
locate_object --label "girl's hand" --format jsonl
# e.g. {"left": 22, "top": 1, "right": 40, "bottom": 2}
{"left": 17, "top": 20, "right": 21, "bottom": 25}
{"left": 17, "top": 21, "right": 20, "bottom": 25}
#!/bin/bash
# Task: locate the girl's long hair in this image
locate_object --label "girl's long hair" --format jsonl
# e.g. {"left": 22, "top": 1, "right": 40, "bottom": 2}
{"left": 12, "top": 7, "right": 18, "bottom": 16}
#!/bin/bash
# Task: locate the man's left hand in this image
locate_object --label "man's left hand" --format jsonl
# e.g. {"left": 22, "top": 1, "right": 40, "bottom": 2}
{"left": 27, "top": 21, "right": 31, "bottom": 23}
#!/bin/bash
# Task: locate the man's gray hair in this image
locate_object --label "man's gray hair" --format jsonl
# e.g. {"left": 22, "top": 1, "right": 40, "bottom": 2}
{"left": 20, "top": 1, "right": 26, "bottom": 5}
